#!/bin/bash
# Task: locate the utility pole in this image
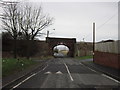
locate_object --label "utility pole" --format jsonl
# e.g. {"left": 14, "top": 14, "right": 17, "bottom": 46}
{"left": 47, "top": 29, "right": 55, "bottom": 37}
{"left": 47, "top": 30, "right": 49, "bottom": 37}
{"left": 93, "top": 22, "right": 95, "bottom": 62}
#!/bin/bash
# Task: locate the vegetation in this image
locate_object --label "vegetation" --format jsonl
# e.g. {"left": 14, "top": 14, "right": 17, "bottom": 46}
{"left": 76, "top": 55, "right": 93, "bottom": 60}
{"left": 2, "top": 58, "right": 37, "bottom": 77}
{"left": 1, "top": 1, "right": 54, "bottom": 59}
{"left": 2, "top": 56, "right": 54, "bottom": 77}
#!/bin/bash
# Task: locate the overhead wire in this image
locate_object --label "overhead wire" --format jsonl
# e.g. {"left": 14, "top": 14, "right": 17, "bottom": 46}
{"left": 84, "top": 10, "right": 118, "bottom": 40}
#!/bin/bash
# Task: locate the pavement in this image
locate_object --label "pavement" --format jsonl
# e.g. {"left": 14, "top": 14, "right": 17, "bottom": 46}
{"left": 2, "top": 58, "right": 120, "bottom": 89}
{"left": 80, "top": 59, "right": 120, "bottom": 81}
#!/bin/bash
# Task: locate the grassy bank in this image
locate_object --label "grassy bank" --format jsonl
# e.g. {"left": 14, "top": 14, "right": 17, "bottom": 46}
{"left": 2, "top": 58, "right": 37, "bottom": 77}
{"left": 2, "top": 56, "right": 54, "bottom": 77}
{"left": 76, "top": 55, "right": 93, "bottom": 60}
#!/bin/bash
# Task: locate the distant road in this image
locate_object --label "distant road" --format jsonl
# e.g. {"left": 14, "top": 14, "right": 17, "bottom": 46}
{"left": 9, "top": 58, "right": 119, "bottom": 89}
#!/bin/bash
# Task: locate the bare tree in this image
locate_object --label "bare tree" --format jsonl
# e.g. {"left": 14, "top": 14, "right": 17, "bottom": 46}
{"left": 1, "top": 1, "right": 54, "bottom": 59}
{"left": 18, "top": 3, "right": 54, "bottom": 59}
{"left": 18, "top": 3, "right": 54, "bottom": 40}
{"left": 1, "top": 1, "right": 20, "bottom": 58}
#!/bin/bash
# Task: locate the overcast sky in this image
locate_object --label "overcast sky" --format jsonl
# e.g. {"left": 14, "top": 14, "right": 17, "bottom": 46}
{"left": 1, "top": 0, "right": 119, "bottom": 42}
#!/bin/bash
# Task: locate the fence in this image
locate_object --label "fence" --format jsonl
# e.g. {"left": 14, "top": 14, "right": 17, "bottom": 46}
{"left": 95, "top": 40, "right": 119, "bottom": 54}
{"left": 94, "top": 40, "right": 120, "bottom": 69}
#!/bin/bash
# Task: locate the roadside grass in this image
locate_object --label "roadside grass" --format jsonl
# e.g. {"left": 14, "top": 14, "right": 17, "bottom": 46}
{"left": 2, "top": 56, "right": 54, "bottom": 77}
{"left": 2, "top": 58, "right": 37, "bottom": 77}
{"left": 76, "top": 55, "right": 93, "bottom": 60}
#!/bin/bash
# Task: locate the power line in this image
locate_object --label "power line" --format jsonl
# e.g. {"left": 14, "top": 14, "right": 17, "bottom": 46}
{"left": 96, "top": 13, "right": 117, "bottom": 31}
{"left": 84, "top": 11, "right": 118, "bottom": 39}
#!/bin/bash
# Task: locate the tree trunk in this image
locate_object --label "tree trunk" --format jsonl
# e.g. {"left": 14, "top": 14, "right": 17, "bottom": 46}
{"left": 26, "top": 40, "right": 30, "bottom": 59}
{"left": 14, "top": 39, "right": 17, "bottom": 58}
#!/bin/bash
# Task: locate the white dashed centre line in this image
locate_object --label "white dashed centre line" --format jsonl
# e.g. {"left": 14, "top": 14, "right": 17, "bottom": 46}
{"left": 64, "top": 62, "right": 74, "bottom": 81}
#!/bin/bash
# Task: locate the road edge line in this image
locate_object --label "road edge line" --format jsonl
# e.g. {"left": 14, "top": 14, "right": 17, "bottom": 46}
{"left": 102, "top": 74, "right": 120, "bottom": 84}
{"left": 81, "top": 62, "right": 120, "bottom": 84}
{"left": 11, "top": 64, "right": 48, "bottom": 89}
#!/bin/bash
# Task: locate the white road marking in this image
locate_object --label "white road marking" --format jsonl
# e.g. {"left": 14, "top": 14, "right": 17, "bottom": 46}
{"left": 43, "top": 65, "right": 47, "bottom": 70}
{"left": 102, "top": 74, "right": 120, "bottom": 84}
{"left": 37, "top": 64, "right": 48, "bottom": 73}
{"left": 79, "top": 62, "right": 97, "bottom": 73}
{"left": 56, "top": 71, "right": 63, "bottom": 74}
{"left": 64, "top": 62, "right": 74, "bottom": 81}
{"left": 12, "top": 73, "right": 36, "bottom": 88}
{"left": 79, "top": 62, "right": 120, "bottom": 84}
{"left": 79, "top": 62, "right": 83, "bottom": 65}
{"left": 44, "top": 71, "right": 52, "bottom": 74}
{"left": 86, "top": 66, "right": 97, "bottom": 73}
{"left": 12, "top": 64, "right": 48, "bottom": 89}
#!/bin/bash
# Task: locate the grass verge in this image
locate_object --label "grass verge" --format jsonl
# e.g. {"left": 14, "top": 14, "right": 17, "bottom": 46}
{"left": 2, "top": 56, "right": 54, "bottom": 77}
{"left": 76, "top": 55, "right": 93, "bottom": 60}
{"left": 2, "top": 58, "right": 37, "bottom": 77}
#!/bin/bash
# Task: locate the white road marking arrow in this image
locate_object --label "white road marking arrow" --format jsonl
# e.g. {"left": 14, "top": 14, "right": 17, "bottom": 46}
{"left": 56, "top": 71, "right": 63, "bottom": 74}
{"left": 44, "top": 71, "right": 52, "bottom": 74}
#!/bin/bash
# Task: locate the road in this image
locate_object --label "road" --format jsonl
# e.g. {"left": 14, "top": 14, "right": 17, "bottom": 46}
{"left": 10, "top": 58, "right": 119, "bottom": 89}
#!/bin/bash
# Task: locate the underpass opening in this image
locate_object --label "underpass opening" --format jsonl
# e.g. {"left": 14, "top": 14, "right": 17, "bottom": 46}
{"left": 53, "top": 44, "right": 69, "bottom": 58}
{"left": 46, "top": 37, "right": 76, "bottom": 57}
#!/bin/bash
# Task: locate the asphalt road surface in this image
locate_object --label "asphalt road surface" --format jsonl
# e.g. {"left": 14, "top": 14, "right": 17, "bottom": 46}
{"left": 9, "top": 58, "right": 120, "bottom": 89}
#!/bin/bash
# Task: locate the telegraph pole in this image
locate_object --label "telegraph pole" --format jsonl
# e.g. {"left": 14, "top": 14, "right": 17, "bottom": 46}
{"left": 93, "top": 22, "right": 95, "bottom": 62}
{"left": 47, "top": 30, "right": 49, "bottom": 37}
{"left": 47, "top": 29, "right": 55, "bottom": 37}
